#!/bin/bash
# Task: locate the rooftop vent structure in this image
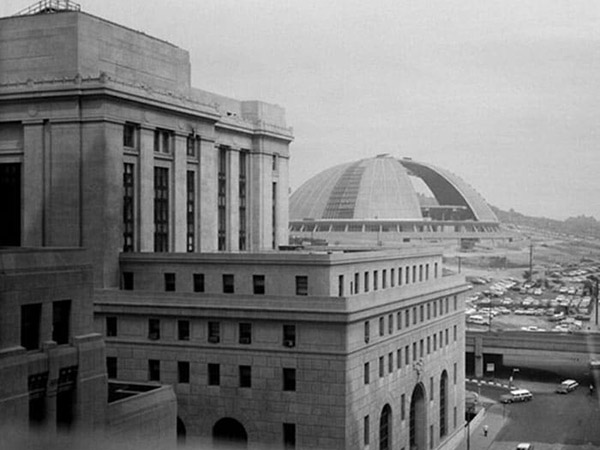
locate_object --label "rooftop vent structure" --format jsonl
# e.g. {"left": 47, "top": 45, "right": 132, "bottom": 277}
{"left": 14, "top": 0, "right": 81, "bottom": 16}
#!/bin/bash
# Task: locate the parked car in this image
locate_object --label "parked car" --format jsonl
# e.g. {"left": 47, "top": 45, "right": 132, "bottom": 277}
{"left": 516, "top": 444, "right": 534, "bottom": 450}
{"left": 500, "top": 389, "right": 533, "bottom": 403}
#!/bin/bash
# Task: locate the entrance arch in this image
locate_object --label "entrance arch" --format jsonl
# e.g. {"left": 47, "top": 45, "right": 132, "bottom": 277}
{"left": 379, "top": 404, "right": 392, "bottom": 450}
{"left": 213, "top": 418, "right": 248, "bottom": 449}
{"left": 410, "top": 383, "right": 427, "bottom": 450}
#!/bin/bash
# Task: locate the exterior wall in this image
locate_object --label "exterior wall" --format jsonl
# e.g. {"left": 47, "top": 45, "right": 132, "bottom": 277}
{"left": 0, "top": 248, "right": 107, "bottom": 433}
{"left": 95, "top": 250, "right": 468, "bottom": 449}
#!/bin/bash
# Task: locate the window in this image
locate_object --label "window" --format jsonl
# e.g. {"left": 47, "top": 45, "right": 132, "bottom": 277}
{"left": 272, "top": 182, "right": 277, "bottom": 249}
{"left": 239, "top": 150, "right": 247, "bottom": 250}
{"left": 445, "top": 329, "right": 449, "bottom": 346}
{"left": 178, "top": 320, "right": 190, "bottom": 341}
{"left": 430, "top": 376, "right": 434, "bottom": 401}
{"left": 412, "top": 343, "right": 417, "bottom": 361}
{"left": 405, "top": 266, "right": 410, "bottom": 284}
{"left": 239, "top": 323, "right": 252, "bottom": 344}
{"left": 405, "top": 345, "right": 409, "bottom": 365}
{"left": 193, "top": 273, "right": 204, "bottom": 292}
{"left": 364, "top": 272, "right": 369, "bottom": 292}
{"left": 380, "top": 405, "right": 391, "bottom": 450}
{"left": 397, "top": 312, "right": 402, "bottom": 330}
{"left": 223, "top": 274, "right": 234, "bottom": 293}
{"left": 187, "top": 171, "right": 195, "bottom": 252}
{"left": 106, "top": 357, "right": 117, "bottom": 379}
{"left": 391, "top": 268, "right": 395, "bottom": 287}
{"left": 52, "top": 300, "right": 70, "bottom": 345}
{"left": 239, "top": 365, "right": 251, "bottom": 388}
{"left": 122, "top": 271, "right": 134, "bottom": 290}
{"left": 439, "top": 331, "right": 443, "bottom": 348}
{"left": 272, "top": 154, "right": 279, "bottom": 171}
{"left": 388, "top": 352, "right": 393, "bottom": 373}
{"left": 364, "top": 362, "right": 370, "bottom": 385}
{"left": 388, "top": 314, "right": 393, "bottom": 334}
{"left": 154, "top": 129, "right": 171, "bottom": 153}
{"left": 354, "top": 272, "right": 360, "bottom": 293}
{"left": 440, "top": 299, "right": 444, "bottom": 315}
{"left": 106, "top": 316, "right": 117, "bottom": 337}
{"left": 419, "top": 264, "right": 423, "bottom": 282}
{"left": 427, "top": 336, "right": 431, "bottom": 354}
{"left": 178, "top": 361, "right": 190, "bottom": 384}
{"left": 374, "top": 270, "right": 378, "bottom": 290}
{"left": 364, "top": 415, "right": 370, "bottom": 445}
{"left": 186, "top": 134, "right": 197, "bottom": 157}
{"left": 379, "top": 356, "right": 384, "bottom": 378}
{"left": 208, "top": 363, "right": 220, "bottom": 386}
{"left": 405, "top": 310, "right": 410, "bottom": 328}
{"left": 426, "top": 263, "right": 430, "bottom": 280}
{"left": 364, "top": 321, "right": 370, "bottom": 343}
{"left": 433, "top": 301, "right": 437, "bottom": 317}
{"left": 401, "top": 393, "right": 406, "bottom": 420}
{"left": 253, "top": 275, "right": 265, "bottom": 295}
{"left": 283, "top": 423, "right": 295, "bottom": 449}
{"left": 379, "top": 317, "right": 384, "bottom": 336}
{"left": 218, "top": 147, "right": 227, "bottom": 250}
{"left": 433, "top": 334, "right": 437, "bottom": 351}
{"left": 283, "top": 324, "right": 296, "bottom": 347}
{"left": 123, "top": 163, "right": 135, "bottom": 252}
{"left": 434, "top": 262, "right": 438, "bottom": 278}
{"left": 454, "top": 325, "right": 457, "bottom": 342}
{"left": 412, "top": 265, "right": 416, "bottom": 283}
{"left": 154, "top": 167, "right": 169, "bottom": 251}
{"left": 338, "top": 275, "right": 344, "bottom": 296}
{"left": 123, "top": 123, "right": 136, "bottom": 148}
{"left": 454, "top": 295, "right": 458, "bottom": 311}
{"left": 397, "top": 348, "right": 402, "bottom": 369}
{"left": 453, "top": 363, "right": 457, "bottom": 384}
{"left": 398, "top": 267, "right": 403, "bottom": 285}
{"left": 412, "top": 307, "right": 417, "bottom": 325}
{"left": 148, "top": 359, "right": 160, "bottom": 381}
{"left": 283, "top": 368, "right": 296, "bottom": 391}
{"left": 295, "top": 276, "right": 308, "bottom": 296}
{"left": 148, "top": 319, "right": 160, "bottom": 340}
{"left": 445, "top": 297, "right": 449, "bottom": 314}
{"left": 208, "top": 321, "right": 220, "bottom": 343}
{"left": 382, "top": 269, "right": 387, "bottom": 289}
{"left": 164, "top": 273, "right": 176, "bottom": 292}
{"left": 427, "top": 303, "right": 431, "bottom": 320}
{"left": 420, "top": 304, "right": 424, "bottom": 322}
{"left": 440, "top": 371, "right": 448, "bottom": 437}
{"left": 420, "top": 339, "right": 424, "bottom": 358}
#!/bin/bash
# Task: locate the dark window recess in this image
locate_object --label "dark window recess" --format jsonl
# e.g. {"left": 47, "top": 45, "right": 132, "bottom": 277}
{"left": 283, "top": 368, "right": 296, "bottom": 391}
{"left": 0, "top": 163, "right": 21, "bottom": 246}
{"left": 178, "top": 320, "right": 190, "bottom": 341}
{"left": 122, "top": 271, "right": 134, "bottom": 290}
{"left": 164, "top": 273, "right": 176, "bottom": 292}
{"left": 218, "top": 147, "right": 227, "bottom": 251}
{"left": 208, "top": 321, "right": 220, "bottom": 343}
{"left": 154, "top": 167, "right": 169, "bottom": 252}
{"left": 283, "top": 324, "right": 296, "bottom": 347}
{"left": 123, "top": 123, "right": 136, "bottom": 148}
{"left": 193, "top": 273, "right": 205, "bottom": 292}
{"left": 295, "top": 276, "right": 308, "bottom": 296}
{"left": 21, "top": 303, "right": 42, "bottom": 350}
{"left": 239, "top": 323, "right": 252, "bottom": 344}
{"left": 52, "top": 300, "right": 71, "bottom": 345}
{"left": 123, "top": 163, "right": 135, "bottom": 252}
{"left": 253, "top": 275, "right": 265, "bottom": 295}
{"left": 239, "top": 365, "right": 252, "bottom": 388}
{"left": 239, "top": 150, "right": 247, "bottom": 251}
{"left": 283, "top": 423, "right": 296, "bottom": 449}
{"left": 106, "top": 357, "right": 117, "bottom": 379}
{"left": 56, "top": 366, "right": 77, "bottom": 430}
{"left": 148, "top": 319, "right": 160, "bottom": 340}
{"left": 208, "top": 363, "right": 220, "bottom": 386}
{"left": 178, "top": 361, "right": 190, "bottom": 384}
{"left": 106, "top": 316, "right": 117, "bottom": 337}
{"left": 148, "top": 359, "right": 160, "bottom": 381}
{"left": 28, "top": 372, "right": 49, "bottom": 426}
{"left": 223, "top": 274, "right": 235, "bottom": 293}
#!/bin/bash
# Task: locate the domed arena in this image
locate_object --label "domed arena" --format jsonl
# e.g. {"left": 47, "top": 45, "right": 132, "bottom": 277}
{"left": 289, "top": 154, "right": 507, "bottom": 248}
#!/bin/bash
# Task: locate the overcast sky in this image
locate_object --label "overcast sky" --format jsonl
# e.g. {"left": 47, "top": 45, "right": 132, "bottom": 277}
{"left": 4, "top": 0, "right": 599, "bottom": 221}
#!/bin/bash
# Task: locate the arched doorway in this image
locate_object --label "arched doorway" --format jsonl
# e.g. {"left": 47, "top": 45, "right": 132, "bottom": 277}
{"left": 410, "top": 383, "right": 427, "bottom": 450}
{"left": 213, "top": 418, "right": 248, "bottom": 449}
{"left": 177, "top": 417, "right": 186, "bottom": 446}
{"left": 439, "top": 371, "right": 448, "bottom": 438}
{"left": 379, "top": 404, "right": 392, "bottom": 450}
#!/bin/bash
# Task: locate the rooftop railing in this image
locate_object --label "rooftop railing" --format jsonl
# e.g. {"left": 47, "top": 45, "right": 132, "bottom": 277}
{"left": 14, "top": 0, "right": 80, "bottom": 16}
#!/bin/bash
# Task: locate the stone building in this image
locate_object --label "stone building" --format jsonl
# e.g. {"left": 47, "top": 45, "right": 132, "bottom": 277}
{"left": 1, "top": 3, "right": 467, "bottom": 450}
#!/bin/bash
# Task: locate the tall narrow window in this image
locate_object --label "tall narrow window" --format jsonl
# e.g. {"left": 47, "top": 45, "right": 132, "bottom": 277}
{"left": 295, "top": 276, "right": 308, "bottom": 296}
{"left": 107, "top": 357, "right": 117, "bottom": 379}
{"left": 186, "top": 134, "right": 197, "bottom": 157}
{"left": 0, "top": 163, "right": 21, "bottom": 246}
{"left": 380, "top": 404, "right": 392, "bottom": 450}
{"left": 123, "top": 163, "right": 135, "bottom": 252}
{"left": 283, "top": 423, "right": 295, "bottom": 449}
{"left": 239, "top": 323, "right": 252, "bottom": 344}
{"left": 364, "top": 362, "right": 370, "bottom": 384}
{"left": 123, "top": 123, "right": 136, "bottom": 148}
{"left": 178, "top": 361, "right": 190, "bottom": 383}
{"left": 208, "top": 363, "right": 220, "bottom": 386}
{"left": 338, "top": 275, "right": 344, "bottom": 297}
{"left": 148, "top": 318, "right": 160, "bottom": 340}
{"left": 218, "top": 147, "right": 227, "bottom": 251}
{"left": 208, "top": 321, "right": 220, "bottom": 343}
{"left": 106, "top": 316, "right": 117, "bottom": 337}
{"left": 178, "top": 320, "right": 190, "bottom": 341}
{"left": 193, "top": 273, "right": 205, "bottom": 292}
{"left": 148, "top": 359, "right": 160, "bottom": 381}
{"left": 272, "top": 182, "right": 277, "bottom": 249}
{"left": 154, "top": 167, "right": 169, "bottom": 251}
{"left": 164, "top": 273, "right": 176, "bottom": 292}
{"left": 223, "top": 274, "right": 235, "bottom": 293}
{"left": 354, "top": 272, "right": 360, "bottom": 293}
{"left": 253, "top": 275, "right": 265, "bottom": 295}
{"left": 364, "top": 321, "right": 370, "bottom": 343}
{"left": 187, "top": 171, "right": 195, "bottom": 252}
{"left": 52, "top": 300, "right": 70, "bottom": 345}
{"left": 239, "top": 365, "right": 252, "bottom": 388}
{"left": 21, "top": 303, "right": 42, "bottom": 350}
{"left": 440, "top": 371, "right": 448, "bottom": 437}
{"left": 283, "top": 368, "right": 296, "bottom": 391}
{"left": 283, "top": 324, "right": 296, "bottom": 347}
{"left": 364, "top": 415, "right": 370, "bottom": 446}
{"left": 239, "top": 151, "right": 247, "bottom": 250}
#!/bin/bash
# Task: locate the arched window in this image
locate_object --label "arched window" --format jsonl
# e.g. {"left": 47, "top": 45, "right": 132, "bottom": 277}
{"left": 410, "top": 383, "right": 427, "bottom": 450}
{"left": 379, "top": 404, "right": 392, "bottom": 450}
{"left": 440, "top": 370, "right": 448, "bottom": 438}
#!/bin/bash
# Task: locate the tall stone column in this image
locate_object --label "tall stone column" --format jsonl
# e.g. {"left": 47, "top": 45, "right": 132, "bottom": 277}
{"left": 22, "top": 120, "right": 45, "bottom": 247}
{"left": 199, "top": 138, "right": 217, "bottom": 252}
{"left": 139, "top": 127, "right": 155, "bottom": 252}
{"left": 173, "top": 134, "right": 187, "bottom": 252}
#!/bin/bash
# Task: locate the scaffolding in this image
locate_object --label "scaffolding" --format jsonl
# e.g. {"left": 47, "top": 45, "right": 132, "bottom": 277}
{"left": 14, "top": 0, "right": 81, "bottom": 16}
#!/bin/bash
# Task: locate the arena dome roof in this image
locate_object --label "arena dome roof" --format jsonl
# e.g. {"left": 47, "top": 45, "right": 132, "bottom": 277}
{"left": 290, "top": 155, "right": 498, "bottom": 223}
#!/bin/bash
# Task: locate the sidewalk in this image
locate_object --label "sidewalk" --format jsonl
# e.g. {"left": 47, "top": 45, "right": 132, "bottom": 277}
{"left": 456, "top": 403, "right": 507, "bottom": 450}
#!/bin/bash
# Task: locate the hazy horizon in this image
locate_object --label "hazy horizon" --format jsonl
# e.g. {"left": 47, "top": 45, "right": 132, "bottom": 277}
{"left": 3, "top": 0, "right": 598, "bottom": 221}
